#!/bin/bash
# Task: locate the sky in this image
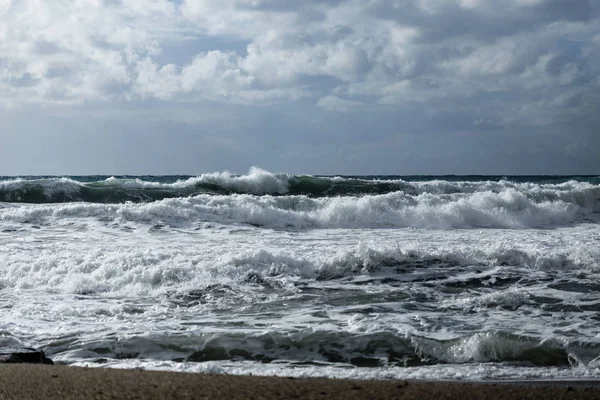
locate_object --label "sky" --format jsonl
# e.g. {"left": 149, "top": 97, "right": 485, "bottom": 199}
{"left": 0, "top": 0, "right": 599, "bottom": 175}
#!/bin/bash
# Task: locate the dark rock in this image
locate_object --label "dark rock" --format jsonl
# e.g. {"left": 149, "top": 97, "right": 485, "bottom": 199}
{"left": 0, "top": 347, "right": 54, "bottom": 365}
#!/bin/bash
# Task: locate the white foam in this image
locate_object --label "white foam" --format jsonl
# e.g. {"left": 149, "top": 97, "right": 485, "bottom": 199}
{"left": 412, "top": 332, "right": 564, "bottom": 364}
{"left": 1, "top": 178, "right": 599, "bottom": 381}
{"left": 1, "top": 227, "right": 599, "bottom": 296}
{"left": 98, "top": 167, "right": 290, "bottom": 194}
{"left": 449, "top": 286, "right": 531, "bottom": 311}
{"left": 0, "top": 177, "right": 83, "bottom": 201}
{"left": 2, "top": 172, "right": 599, "bottom": 203}
{"left": 181, "top": 167, "right": 289, "bottom": 194}
{"left": 65, "top": 359, "right": 600, "bottom": 381}
{"left": 0, "top": 186, "right": 597, "bottom": 230}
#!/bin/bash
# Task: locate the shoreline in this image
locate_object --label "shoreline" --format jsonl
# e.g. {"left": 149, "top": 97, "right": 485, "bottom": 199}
{"left": 1, "top": 365, "right": 600, "bottom": 399}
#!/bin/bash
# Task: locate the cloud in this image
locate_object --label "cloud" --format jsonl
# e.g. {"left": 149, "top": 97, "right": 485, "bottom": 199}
{"left": 0, "top": 0, "right": 598, "bottom": 129}
{"left": 0, "top": 0, "right": 176, "bottom": 107}
{"left": 317, "top": 95, "right": 364, "bottom": 111}
{"left": 133, "top": 51, "right": 255, "bottom": 101}
{"left": 564, "top": 141, "right": 587, "bottom": 156}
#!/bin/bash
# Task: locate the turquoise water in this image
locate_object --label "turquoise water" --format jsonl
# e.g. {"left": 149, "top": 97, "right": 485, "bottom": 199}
{"left": 1, "top": 173, "right": 599, "bottom": 203}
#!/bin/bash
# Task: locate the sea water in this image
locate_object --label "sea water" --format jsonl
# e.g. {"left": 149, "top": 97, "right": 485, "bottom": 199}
{"left": 1, "top": 168, "right": 600, "bottom": 381}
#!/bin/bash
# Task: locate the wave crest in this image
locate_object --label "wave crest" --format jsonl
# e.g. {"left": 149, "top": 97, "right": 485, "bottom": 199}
{"left": 2, "top": 187, "right": 597, "bottom": 229}
{"left": 1, "top": 169, "right": 599, "bottom": 205}
{"left": 51, "top": 330, "right": 599, "bottom": 368}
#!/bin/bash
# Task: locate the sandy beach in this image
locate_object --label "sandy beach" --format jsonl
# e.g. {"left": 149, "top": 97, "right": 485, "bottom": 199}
{"left": 0, "top": 365, "right": 598, "bottom": 400}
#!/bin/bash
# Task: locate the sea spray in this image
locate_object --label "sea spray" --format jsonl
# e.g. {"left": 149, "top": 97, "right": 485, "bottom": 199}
{"left": 1, "top": 170, "right": 600, "bottom": 380}
{"left": 1, "top": 187, "right": 597, "bottom": 229}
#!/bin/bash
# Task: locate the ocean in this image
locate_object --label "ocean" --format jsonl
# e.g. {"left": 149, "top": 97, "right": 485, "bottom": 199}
{"left": 1, "top": 167, "right": 600, "bottom": 381}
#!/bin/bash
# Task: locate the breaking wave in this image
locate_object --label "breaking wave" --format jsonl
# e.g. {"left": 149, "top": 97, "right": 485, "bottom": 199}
{"left": 1, "top": 186, "right": 598, "bottom": 229}
{"left": 1, "top": 168, "right": 599, "bottom": 204}
{"left": 0, "top": 167, "right": 289, "bottom": 203}
{"left": 2, "top": 244, "right": 598, "bottom": 295}
{"left": 49, "top": 330, "right": 600, "bottom": 369}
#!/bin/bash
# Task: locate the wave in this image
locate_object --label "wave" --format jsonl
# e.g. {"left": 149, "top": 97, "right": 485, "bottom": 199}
{"left": 1, "top": 168, "right": 599, "bottom": 204}
{"left": 47, "top": 330, "right": 600, "bottom": 368}
{"left": 1, "top": 185, "right": 598, "bottom": 229}
{"left": 2, "top": 244, "right": 598, "bottom": 296}
{"left": 220, "top": 246, "right": 600, "bottom": 282}
{"left": 0, "top": 168, "right": 289, "bottom": 203}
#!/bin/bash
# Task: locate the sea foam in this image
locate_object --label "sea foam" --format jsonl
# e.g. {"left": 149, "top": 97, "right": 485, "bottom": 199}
{"left": 1, "top": 186, "right": 597, "bottom": 229}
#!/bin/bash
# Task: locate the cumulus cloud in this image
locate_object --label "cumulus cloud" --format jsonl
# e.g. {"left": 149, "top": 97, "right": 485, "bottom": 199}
{"left": 0, "top": 0, "right": 599, "bottom": 128}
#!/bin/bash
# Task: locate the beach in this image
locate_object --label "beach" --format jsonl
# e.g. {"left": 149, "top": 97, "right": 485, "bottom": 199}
{"left": 3, "top": 0, "right": 599, "bottom": 392}
{"left": 1, "top": 365, "right": 600, "bottom": 400}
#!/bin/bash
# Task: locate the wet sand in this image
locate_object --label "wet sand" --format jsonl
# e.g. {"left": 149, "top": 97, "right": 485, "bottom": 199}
{"left": 1, "top": 364, "right": 599, "bottom": 399}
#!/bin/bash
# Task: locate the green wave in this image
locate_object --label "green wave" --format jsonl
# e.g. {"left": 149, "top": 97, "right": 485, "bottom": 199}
{"left": 0, "top": 174, "right": 599, "bottom": 204}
